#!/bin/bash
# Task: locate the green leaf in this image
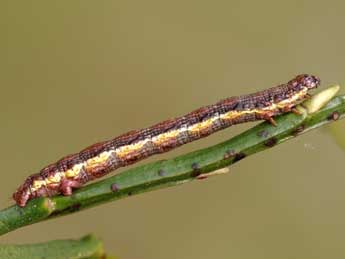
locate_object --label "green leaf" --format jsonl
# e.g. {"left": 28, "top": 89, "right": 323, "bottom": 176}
{"left": 0, "top": 234, "right": 110, "bottom": 259}
{"left": 303, "top": 85, "right": 340, "bottom": 113}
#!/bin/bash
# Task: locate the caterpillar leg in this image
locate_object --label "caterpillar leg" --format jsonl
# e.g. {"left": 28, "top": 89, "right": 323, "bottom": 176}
{"left": 264, "top": 115, "right": 277, "bottom": 127}
{"left": 61, "top": 179, "right": 82, "bottom": 196}
{"left": 280, "top": 105, "right": 302, "bottom": 115}
{"left": 305, "top": 93, "right": 312, "bottom": 99}
{"left": 291, "top": 108, "right": 302, "bottom": 115}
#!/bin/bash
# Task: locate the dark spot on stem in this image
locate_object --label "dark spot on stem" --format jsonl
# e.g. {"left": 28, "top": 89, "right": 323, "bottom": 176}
{"left": 158, "top": 169, "right": 166, "bottom": 177}
{"left": 196, "top": 174, "right": 208, "bottom": 180}
{"left": 70, "top": 203, "right": 81, "bottom": 212}
{"left": 257, "top": 130, "right": 270, "bottom": 138}
{"left": 128, "top": 191, "right": 133, "bottom": 196}
{"left": 191, "top": 162, "right": 201, "bottom": 177}
{"left": 18, "top": 208, "right": 24, "bottom": 215}
{"left": 292, "top": 125, "right": 305, "bottom": 136}
{"left": 110, "top": 183, "right": 119, "bottom": 192}
{"left": 234, "top": 152, "right": 246, "bottom": 162}
{"left": 264, "top": 138, "right": 277, "bottom": 147}
{"left": 328, "top": 111, "right": 340, "bottom": 121}
{"left": 224, "top": 149, "right": 236, "bottom": 159}
{"left": 191, "top": 162, "right": 200, "bottom": 171}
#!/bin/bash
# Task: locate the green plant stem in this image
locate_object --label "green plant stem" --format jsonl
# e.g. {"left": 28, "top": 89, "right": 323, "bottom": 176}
{"left": 0, "top": 94, "right": 344, "bottom": 236}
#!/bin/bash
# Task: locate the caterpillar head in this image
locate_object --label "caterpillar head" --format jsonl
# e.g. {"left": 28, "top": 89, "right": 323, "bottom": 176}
{"left": 294, "top": 74, "right": 321, "bottom": 90}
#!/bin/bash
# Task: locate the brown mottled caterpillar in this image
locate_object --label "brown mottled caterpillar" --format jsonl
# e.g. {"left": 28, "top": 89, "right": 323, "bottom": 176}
{"left": 13, "top": 74, "right": 320, "bottom": 207}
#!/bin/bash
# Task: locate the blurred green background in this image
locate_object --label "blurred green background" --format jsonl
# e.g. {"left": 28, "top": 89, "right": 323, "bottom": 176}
{"left": 1, "top": 1, "right": 345, "bottom": 258}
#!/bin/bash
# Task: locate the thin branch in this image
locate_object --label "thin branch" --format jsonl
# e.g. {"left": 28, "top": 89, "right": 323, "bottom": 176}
{"left": 0, "top": 88, "right": 343, "bottom": 236}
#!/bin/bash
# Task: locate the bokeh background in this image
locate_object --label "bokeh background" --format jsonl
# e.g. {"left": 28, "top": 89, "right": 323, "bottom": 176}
{"left": 1, "top": 1, "right": 345, "bottom": 258}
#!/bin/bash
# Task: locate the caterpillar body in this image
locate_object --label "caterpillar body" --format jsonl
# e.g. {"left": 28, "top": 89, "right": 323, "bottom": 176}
{"left": 13, "top": 74, "right": 320, "bottom": 207}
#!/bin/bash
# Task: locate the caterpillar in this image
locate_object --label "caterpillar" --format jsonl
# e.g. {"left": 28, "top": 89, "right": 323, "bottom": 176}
{"left": 13, "top": 74, "right": 320, "bottom": 207}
